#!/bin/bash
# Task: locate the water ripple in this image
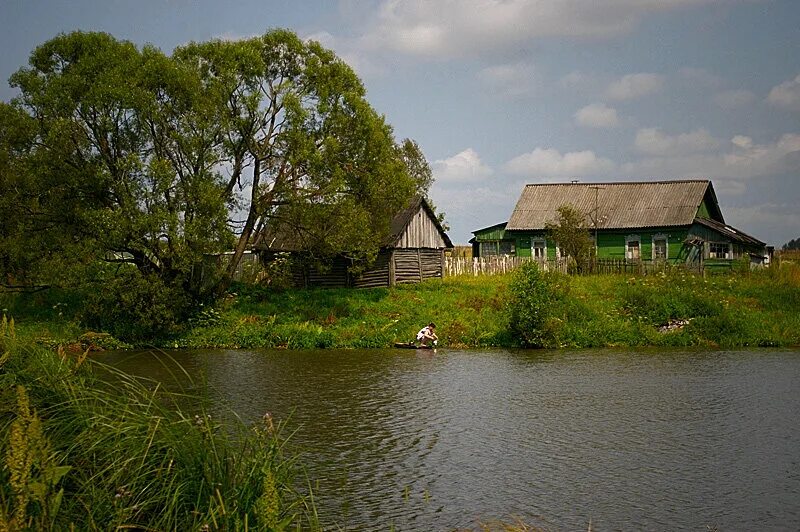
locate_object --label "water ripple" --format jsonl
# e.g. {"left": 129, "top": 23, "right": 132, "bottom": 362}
{"left": 103, "top": 347, "right": 800, "bottom": 531}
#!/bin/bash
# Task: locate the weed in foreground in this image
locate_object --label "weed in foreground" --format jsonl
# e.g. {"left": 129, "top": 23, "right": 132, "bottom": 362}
{"left": 0, "top": 336, "right": 319, "bottom": 530}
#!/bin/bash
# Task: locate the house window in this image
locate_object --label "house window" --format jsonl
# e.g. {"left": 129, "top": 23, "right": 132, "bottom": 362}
{"left": 625, "top": 235, "right": 641, "bottom": 260}
{"left": 532, "top": 238, "right": 547, "bottom": 260}
{"left": 709, "top": 242, "right": 730, "bottom": 259}
{"left": 652, "top": 234, "right": 668, "bottom": 260}
{"left": 499, "top": 241, "right": 515, "bottom": 255}
{"left": 480, "top": 241, "right": 515, "bottom": 256}
{"left": 480, "top": 241, "right": 499, "bottom": 256}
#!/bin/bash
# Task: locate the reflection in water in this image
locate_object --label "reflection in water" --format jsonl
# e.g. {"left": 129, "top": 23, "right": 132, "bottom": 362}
{"left": 100, "top": 348, "right": 800, "bottom": 530}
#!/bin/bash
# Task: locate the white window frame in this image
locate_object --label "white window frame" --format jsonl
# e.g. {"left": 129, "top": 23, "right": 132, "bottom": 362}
{"left": 532, "top": 238, "right": 547, "bottom": 260}
{"left": 498, "top": 240, "right": 515, "bottom": 256}
{"left": 652, "top": 233, "right": 668, "bottom": 261}
{"left": 480, "top": 241, "right": 499, "bottom": 257}
{"left": 625, "top": 234, "right": 641, "bottom": 260}
{"left": 708, "top": 241, "right": 731, "bottom": 259}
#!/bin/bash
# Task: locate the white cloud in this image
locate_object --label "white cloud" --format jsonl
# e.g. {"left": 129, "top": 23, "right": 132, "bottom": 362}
{"left": 634, "top": 128, "right": 720, "bottom": 155}
{"left": 560, "top": 71, "right": 590, "bottom": 88}
{"left": 722, "top": 133, "right": 800, "bottom": 176}
{"left": 766, "top": 74, "right": 800, "bottom": 111}
{"left": 504, "top": 147, "right": 615, "bottom": 177}
{"left": 574, "top": 103, "right": 620, "bottom": 128}
{"left": 478, "top": 62, "right": 537, "bottom": 98}
{"left": 606, "top": 73, "right": 665, "bottom": 100}
{"left": 432, "top": 148, "right": 493, "bottom": 183}
{"left": 621, "top": 132, "right": 800, "bottom": 185}
{"left": 358, "top": 1, "right": 721, "bottom": 59}
{"left": 430, "top": 178, "right": 527, "bottom": 243}
{"left": 713, "top": 89, "right": 756, "bottom": 109}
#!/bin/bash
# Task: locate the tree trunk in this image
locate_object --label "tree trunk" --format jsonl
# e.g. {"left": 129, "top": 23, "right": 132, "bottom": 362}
{"left": 217, "top": 158, "right": 262, "bottom": 296}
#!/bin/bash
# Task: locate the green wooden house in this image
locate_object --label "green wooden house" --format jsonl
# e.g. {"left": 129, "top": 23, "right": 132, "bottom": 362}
{"left": 471, "top": 180, "right": 767, "bottom": 266}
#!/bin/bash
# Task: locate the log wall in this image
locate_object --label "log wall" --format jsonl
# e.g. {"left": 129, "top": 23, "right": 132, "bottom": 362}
{"left": 353, "top": 251, "right": 391, "bottom": 288}
{"left": 393, "top": 249, "right": 443, "bottom": 284}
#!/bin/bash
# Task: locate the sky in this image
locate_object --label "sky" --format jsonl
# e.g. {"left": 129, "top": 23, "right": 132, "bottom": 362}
{"left": 2, "top": 0, "right": 799, "bottom": 246}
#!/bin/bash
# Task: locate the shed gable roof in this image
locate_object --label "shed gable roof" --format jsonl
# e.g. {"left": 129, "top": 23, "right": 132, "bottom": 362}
{"left": 257, "top": 196, "right": 453, "bottom": 252}
{"left": 506, "top": 180, "right": 721, "bottom": 231}
{"left": 388, "top": 196, "right": 454, "bottom": 249}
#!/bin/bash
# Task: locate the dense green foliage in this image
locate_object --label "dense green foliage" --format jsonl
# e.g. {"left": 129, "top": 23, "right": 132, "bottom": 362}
{"left": 507, "top": 262, "right": 570, "bottom": 348}
{"left": 1, "top": 29, "right": 432, "bottom": 321}
{"left": 0, "top": 320, "right": 317, "bottom": 530}
{"left": 79, "top": 268, "right": 193, "bottom": 341}
{"left": 544, "top": 204, "right": 594, "bottom": 272}
{"left": 783, "top": 237, "right": 800, "bottom": 250}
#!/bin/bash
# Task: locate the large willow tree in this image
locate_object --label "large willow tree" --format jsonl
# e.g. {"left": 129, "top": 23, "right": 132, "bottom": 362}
{"left": 1, "top": 30, "right": 430, "bottom": 301}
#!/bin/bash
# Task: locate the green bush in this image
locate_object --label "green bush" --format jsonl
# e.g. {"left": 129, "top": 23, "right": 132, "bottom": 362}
{"left": 507, "top": 262, "right": 569, "bottom": 347}
{"left": 80, "top": 270, "right": 193, "bottom": 342}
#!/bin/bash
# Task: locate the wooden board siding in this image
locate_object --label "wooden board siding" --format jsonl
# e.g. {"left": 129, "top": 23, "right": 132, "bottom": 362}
{"left": 696, "top": 200, "right": 711, "bottom": 220}
{"left": 595, "top": 229, "right": 689, "bottom": 261}
{"left": 473, "top": 224, "right": 507, "bottom": 242}
{"left": 687, "top": 223, "right": 754, "bottom": 259}
{"left": 304, "top": 256, "right": 351, "bottom": 288}
{"left": 422, "top": 249, "right": 443, "bottom": 279}
{"left": 290, "top": 249, "right": 444, "bottom": 289}
{"left": 396, "top": 210, "right": 448, "bottom": 249}
{"left": 393, "top": 249, "right": 442, "bottom": 283}
{"left": 510, "top": 228, "right": 690, "bottom": 262}
{"left": 353, "top": 251, "right": 391, "bottom": 288}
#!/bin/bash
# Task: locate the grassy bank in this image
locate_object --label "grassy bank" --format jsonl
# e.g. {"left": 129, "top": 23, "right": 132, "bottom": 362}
{"left": 185, "top": 265, "right": 800, "bottom": 349}
{"left": 0, "top": 321, "right": 317, "bottom": 530}
{"left": 3, "top": 264, "right": 800, "bottom": 350}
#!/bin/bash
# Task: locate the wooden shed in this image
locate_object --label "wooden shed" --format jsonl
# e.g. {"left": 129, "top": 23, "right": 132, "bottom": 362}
{"left": 256, "top": 196, "right": 453, "bottom": 288}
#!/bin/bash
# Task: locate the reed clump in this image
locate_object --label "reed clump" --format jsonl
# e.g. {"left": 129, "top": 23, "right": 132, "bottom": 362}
{"left": 0, "top": 325, "right": 317, "bottom": 530}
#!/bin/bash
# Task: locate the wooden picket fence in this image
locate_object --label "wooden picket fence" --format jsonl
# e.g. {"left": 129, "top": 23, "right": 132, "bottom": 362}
{"left": 445, "top": 256, "right": 569, "bottom": 277}
{"left": 444, "top": 256, "right": 698, "bottom": 277}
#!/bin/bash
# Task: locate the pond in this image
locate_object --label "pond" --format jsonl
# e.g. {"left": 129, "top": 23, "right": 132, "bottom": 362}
{"left": 101, "top": 348, "right": 800, "bottom": 530}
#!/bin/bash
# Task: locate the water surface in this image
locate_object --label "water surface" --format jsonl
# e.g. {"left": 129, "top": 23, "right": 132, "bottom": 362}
{"left": 101, "top": 348, "right": 800, "bottom": 530}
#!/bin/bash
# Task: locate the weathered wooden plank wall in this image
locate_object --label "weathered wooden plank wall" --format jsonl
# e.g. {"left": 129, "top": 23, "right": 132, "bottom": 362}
{"left": 396, "top": 211, "right": 448, "bottom": 249}
{"left": 304, "top": 256, "right": 350, "bottom": 288}
{"left": 354, "top": 252, "right": 391, "bottom": 288}
{"left": 393, "top": 249, "right": 442, "bottom": 283}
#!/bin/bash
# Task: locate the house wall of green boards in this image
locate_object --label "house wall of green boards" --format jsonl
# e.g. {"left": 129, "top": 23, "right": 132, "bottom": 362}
{"left": 510, "top": 228, "right": 690, "bottom": 261}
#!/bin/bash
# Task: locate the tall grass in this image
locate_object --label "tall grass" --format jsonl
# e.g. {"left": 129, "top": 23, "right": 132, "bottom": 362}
{"left": 179, "top": 275, "right": 512, "bottom": 349}
{"left": 0, "top": 320, "right": 318, "bottom": 530}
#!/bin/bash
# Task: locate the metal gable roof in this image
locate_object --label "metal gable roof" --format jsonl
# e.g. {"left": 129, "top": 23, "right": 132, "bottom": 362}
{"left": 506, "top": 180, "right": 714, "bottom": 231}
{"left": 692, "top": 217, "right": 765, "bottom": 247}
